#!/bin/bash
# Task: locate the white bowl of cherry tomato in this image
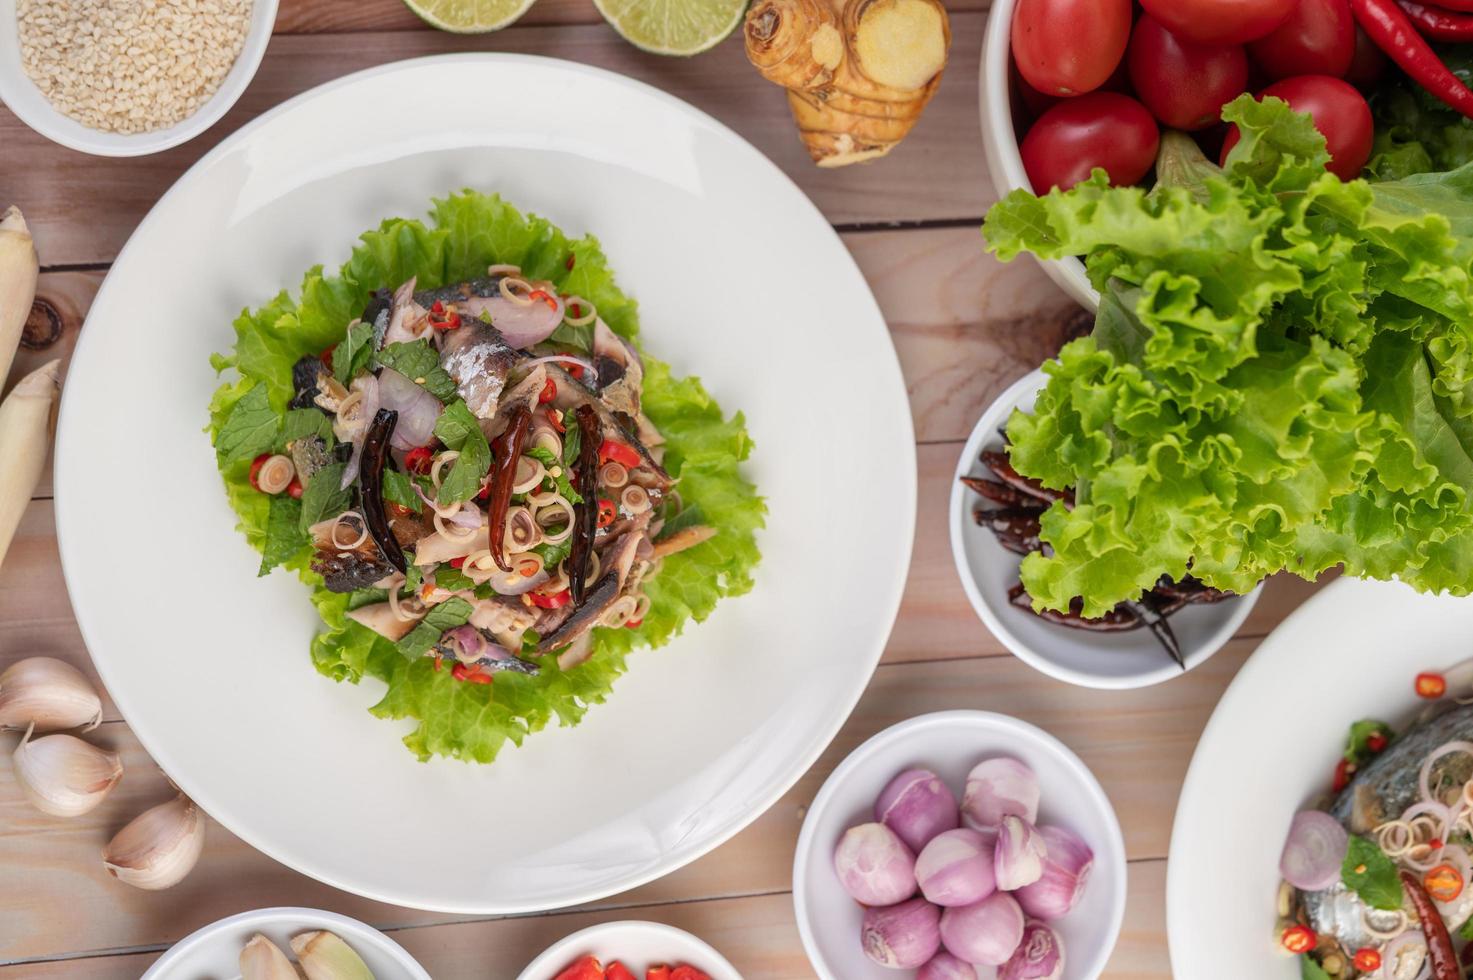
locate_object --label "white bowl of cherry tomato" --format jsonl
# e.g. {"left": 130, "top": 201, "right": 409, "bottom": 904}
{"left": 515, "top": 922, "right": 741, "bottom": 980}
{"left": 981, "top": 0, "right": 1393, "bottom": 311}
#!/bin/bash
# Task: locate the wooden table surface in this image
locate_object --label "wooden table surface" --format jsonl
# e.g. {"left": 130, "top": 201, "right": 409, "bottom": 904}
{"left": 0, "top": 1, "right": 1329, "bottom": 975}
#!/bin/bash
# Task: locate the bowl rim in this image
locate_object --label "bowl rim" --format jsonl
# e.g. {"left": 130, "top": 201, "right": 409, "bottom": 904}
{"left": 978, "top": 0, "right": 1098, "bottom": 311}
{"left": 513, "top": 920, "right": 743, "bottom": 980}
{"left": 791, "top": 709, "right": 1129, "bottom": 980}
{"left": 138, "top": 906, "right": 432, "bottom": 979}
{"left": 947, "top": 368, "right": 1262, "bottom": 689}
{"left": 0, "top": 0, "right": 279, "bottom": 157}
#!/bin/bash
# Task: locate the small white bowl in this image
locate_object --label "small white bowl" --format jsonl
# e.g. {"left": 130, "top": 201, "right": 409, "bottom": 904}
{"left": 979, "top": 0, "right": 1097, "bottom": 310}
{"left": 517, "top": 921, "right": 743, "bottom": 980}
{"left": 949, "top": 369, "right": 1261, "bottom": 689}
{"left": 140, "top": 907, "right": 431, "bottom": 979}
{"left": 0, "top": 0, "right": 278, "bottom": 156}
{"left": 793, "top": 710, "right": 1127, "bottom": 980}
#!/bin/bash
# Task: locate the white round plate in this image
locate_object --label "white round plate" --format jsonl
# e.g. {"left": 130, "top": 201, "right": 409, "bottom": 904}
{"left": 793, "top": 711, "right": 1127, "bottom": 980}
{"left": 950, "top": 369, "right": 1260, "bottom": 689}
{"left": 1167, "top": 577, "right": 1473, "bottom": 978}
{"left": 516, "top": 921, "right": 741, "bottom": 980}
{"left": 55, "top": 55, "right": 914, "bottom": 913}
{"left": 140, "top": 907, "right": 429, "bottom": 979}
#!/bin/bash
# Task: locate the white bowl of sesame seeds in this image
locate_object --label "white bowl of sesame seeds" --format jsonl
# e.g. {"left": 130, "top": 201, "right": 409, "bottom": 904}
{"left": 0, "top": 0, "right": 277, "bottom": 157}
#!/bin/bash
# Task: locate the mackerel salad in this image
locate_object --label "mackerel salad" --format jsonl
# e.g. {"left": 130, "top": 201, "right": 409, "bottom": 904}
{"left": 208, "top": 192, "right": 764, "bottom": 763}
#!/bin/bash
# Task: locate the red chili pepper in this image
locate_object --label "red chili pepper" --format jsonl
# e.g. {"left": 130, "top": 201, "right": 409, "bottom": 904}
{"left": 477, "top": 482, "right": 491, "bottom": 501}
{"left": 1367, "top": 731, "right": 1388, "bottom": 753}
{"left": 597, "top": 498, "right": 617, "bottom": 528}
{"left": 570, "top": 302, "right": 583, "bottom": 319}
{"left": 1333, "top": 758, "right": 1356, "bottom": 793}
{"left": 528, "top": 289, "right": 558, "bottom": 311}
{"left": 538, "top": 378, "right": 557, "bottom": 404}
{"left": 625, "top": 617, "right": 643, "bottom": 629}
{"left": 553, "top": 955, "right": 603, "bottom": 980}
{"left": 451, "top": 663, "right": 493, "bottom": 685}
{"left": 449, "top": 556, "right": 467, "bottom": 569}
{"left": 1397, "top": 0, "right": 1473, "bottom": 38}
{"left": 645, "top": 969, "right": 672, "bottom": 980}
{"left": 1401, "top": 869, "right": 1461, "bottom": 980}
{"left": 567, "top": 362, "right": 585, "bottom": 380}
{"left": 1426, "top": 863, "right": 1465, "bottom": 901}
{"left": 1353, "top": 948, "right": 1382, "bottom": 972}
{"left": 318, "top": 345, "right": 336, "bottom": 368}
{"left": 606, "top": 964, "right": 637, "bottom": 980}
{"left": 405, "top": 446, "right": 434, "bottom": 475}
{"left": 599, "top": 439, "right": 642, "bottom": 469}
{"left": 287, "top": 477, "right": 304, "bottom": 500}
{"left": 670, "top": 968, "right": 711, "bottom": 980}
{"left": 1352, "top": 0, "right": 1473, "bottom": 119}
{"left": 432, "top": 656, "right": 442, "bottom": 672}
{"left": 530, "top": 589, "right": 572, "bottom": 610}
{"left": 387, "top": 502, "right": 412, "bottom": 518}
{"left": 248, "top": 453, "right": 272, "bottom": 491}
{"left": 546, "top": 408, "right": 566, "bottom": 433}
{"left": 565, "top": 253, "right": 576, "bottom": 271}
{"left": 1417, "top": 671, "right": 1448, "bottom": 699}
{"left": 1280, "top": 924, "right": 1316, "bottom": 954}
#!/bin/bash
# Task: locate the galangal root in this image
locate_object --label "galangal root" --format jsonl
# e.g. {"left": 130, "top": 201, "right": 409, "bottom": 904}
{"left": 745, "top": 0, "right": 951, "bottom": 167}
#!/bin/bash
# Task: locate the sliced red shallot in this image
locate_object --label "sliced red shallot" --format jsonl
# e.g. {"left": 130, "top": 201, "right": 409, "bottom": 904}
{"left": 457, "top": 292, "right": 564, "bottom": 348}
{"left": 377, "top": 367, "right": 443, "bottom": 451}
{"left": 1279, "top": 810, "right": 1349, "bottom": 891}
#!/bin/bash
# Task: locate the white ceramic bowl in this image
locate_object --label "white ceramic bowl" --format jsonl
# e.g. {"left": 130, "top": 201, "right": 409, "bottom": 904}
{"left": 979, "top": 0, "right": 1097, "bottom": 310}
{"left": 949, "top": 369, "right": 1261, "bottom": 689}
{"left": 140, "top": 907, "right": 430, "bottom": 979}
{"left": 0, "top": 0, "right": 278, "bottom": 156}
{"left": 793, "top": 711, "right": 1127, "bottom": 980}
{"left": 517, "top": 921, "right": 742, "bottom": 980}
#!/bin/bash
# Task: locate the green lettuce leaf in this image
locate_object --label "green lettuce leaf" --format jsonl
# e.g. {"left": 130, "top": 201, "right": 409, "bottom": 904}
{"left": 983, "top": 95, "right": 1473, "bottom": 616}
{"left": 208, "top": 191, "right": 765, "bottom": 762}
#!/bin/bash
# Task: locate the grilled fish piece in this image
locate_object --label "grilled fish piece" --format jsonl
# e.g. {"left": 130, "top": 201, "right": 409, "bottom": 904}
{"left": 413, "top": 277, "right": 508, "bottom": 309}
{"left": 439, "top": 319, "right": 522, "bottom": 419}
{"left": 290, "top": 355, "right": 330, "bottom": 411}
{"left": 309, "top": 514, "right": 396, "bottom": 593}
{"left": 539, "top": 515, "right": 651, "bottom": 651}
{"left": 545, "top": 364, "right": 673, "bottom": 492}
{"left": 288, "top": 436, "right": 334, "bottom": 484}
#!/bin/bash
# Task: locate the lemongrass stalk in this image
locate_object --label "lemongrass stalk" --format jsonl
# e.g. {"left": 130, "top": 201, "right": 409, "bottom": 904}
{"left": 0, "top": 207, "right": 39, "bottom": 392}
{"left": 0, "top": 359, "right": 59, "bottom": 569}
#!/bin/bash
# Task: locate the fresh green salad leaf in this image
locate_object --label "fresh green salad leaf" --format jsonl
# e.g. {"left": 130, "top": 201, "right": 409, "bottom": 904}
{"left": 257, "top": 495, "right": 305, "bottom": 576}
{"left": 215, "top": 385, "right": 278, "bottom": 465}
{"left": 1368, "top": 46, "right": 1473, "bottom": 181}
{"left": 532, "top": 538, "right": 572, "bottom": 571}
{"left": 381, "top": 468, "right": 422, "bottom": 513}
{"left": 297, "top": 462, "right": 351, "bottom": 534}
{"left": 1342, "top": 835, "right": 1404, "bottom": 911}
{"left": 1300, "top": 958, "right": 1332, "bottom": 980}
{"left": 376, "top": 340, "right": 458, "bottom": 403}
{"left": 983, "top": 95, "right": 1473, "bottom": 616}
{"left": 526, "top": 446, "right": 581, "bottom": 504}
{"left": 207, "top": 191, "right": 765, "bottom": 763}
{"left": 1345, "top": 719, "right": 1393, "bottom": 764}
{"left": 332, "top": 320, "right": 375, "bottom": 384}
{"left": 396, "top": 596, "right": 474, "bottom": 659}
{"left": 433, "top": 400, "right": 491, "bottom": 504}
{"left": 1460, "top": 915, "right": 1473, "bottom": 940}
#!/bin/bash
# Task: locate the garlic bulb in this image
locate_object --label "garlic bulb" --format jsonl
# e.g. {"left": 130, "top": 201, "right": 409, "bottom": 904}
{"left": 12, "top": 728, "right": 122, "bottom": 816}
{"left": 102, "top": 793, "right": 205, "bottom": 890}
{"left": 0, "top": 657, "right": 103, "bottom": 732}
{"left": 240, "top": 934, "right": 299, "bottom": 980}
{"left": 291, "top": 931, "right": 375, "bottom": 980}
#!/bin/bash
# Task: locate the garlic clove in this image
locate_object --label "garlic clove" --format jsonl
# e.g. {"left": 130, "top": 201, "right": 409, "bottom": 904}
{"left": 0, "top": 657, "right": 103, "bottom": 732}
{"left": 240, "top": 934, "right": 300, "bottom": 980}
{"left": 102, "top": 793, "right": 205, "bottom": 890}
{"left": 291, "top": 930, "right": 375, "bottom": 980}
{"left": 12, "top": 728, "right": 122, "bottom": 817}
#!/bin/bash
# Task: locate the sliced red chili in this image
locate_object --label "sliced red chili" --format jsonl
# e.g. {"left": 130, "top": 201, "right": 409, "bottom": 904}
{"left": 538, "top": 378, "right": 557, "bottom": 404}
{"left": 646, "top": 968, "right": 672, "bottom": 980}
{"left": 528, "top": 289, "right": 558, "bottom": 311}
{"left": 599, "top": 439, "right": 642, "bottom": 469}
{"left": 597, "top": 498, "right": 617, "bottom": 528}
{"left": 387, "top": 502, "right": 412, "bottom": 518}
{"left": 670, "top": 968, "right": 711, "bottom": 980}
{"left": 1417, "top": 672, "right": 1448, "bottom": 699}
{"left": 553, "top": 957, "right": 602, "bottom": 980}
{"left": 432, "top": 656, "right": 442, "bottom": 673}
{"left": 566, "top": 363, "right": 584, "bottom": 380}
{"left": 287, "top": 477, "right": 304, "bottom": 500}
{"left": 1367, "top": 731, "right": 1389, "bottom": 753}
{"left": 248, "top": 453, "right": 272, "bottom": 491}
{"left": 449, "top": 556, "right": 467, "bottom": 569}
{"left": 1426, "top": 863, "right": 1465, "bottom": 902}
{"left": 451, "top": 663, "right": 493, "bottom": 685}
{"left": 530, "top": 589, "right": 571, "bottom": 610}
{"left": 565, "top": 253, "right": 576, "bottom": 271}
{"left": 1280, "top": 924, "right": 1316, "bottom": 954}
{"left": 625, "top": 617, "right": 643, "bottom": 629}
{"left": 605, "top": 963, "right": 637, "bottom": 980}
{"left": 318, "top": 345, "right": 336, "bottom": 368}
{"left": 569, "top": 302, "right": 583, "bottom": 319}
{"left": 1333, "top": 758, "right": 1356, "bottom": 793}
{"left": 546, "top": 408, "right": 566, "bottom": 433}
{"left": 405, "top": 446, "right": 434, "bottom": 475}
{"left": 1353, "top": 948, "right": 1382, "bottom": 972}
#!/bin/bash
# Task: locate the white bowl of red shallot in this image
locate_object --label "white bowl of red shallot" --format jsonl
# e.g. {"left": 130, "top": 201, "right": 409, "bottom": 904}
{"left": 792, "top": 710, "right": 1127, "bottom": 980}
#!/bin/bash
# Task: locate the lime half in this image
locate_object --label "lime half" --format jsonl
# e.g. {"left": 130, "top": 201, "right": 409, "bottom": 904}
{"left": 593, "top": 0, "right": 749, "bottom": 56}
{"left": 402, "top": 0, "right": 536, "bottom": 33}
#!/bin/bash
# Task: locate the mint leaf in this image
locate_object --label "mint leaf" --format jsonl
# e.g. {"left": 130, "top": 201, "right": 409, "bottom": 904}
{"left": 434, "top": 566, "right": 474, "bottom": 593}
{"left": 257, "top": 495, "right": 305, "bottom": 576}
{"left": 532, "top": 537, "right": 572, "bottom": 570}
{"left": 381, "top": 468, "right": 422, "bottom": 513}
{"left": 297, "top": 462, "right": 351, "bottom": 534}
{"left": 280, "top": 407, "right": 333, "bottom": 448}
{"left": 1301, "top": 958, "right": 1332, "bottom": 980}
{"left": 1342, "top": 836, "right": 1404, "bottom": 911}
{"left": 376, "top": 340, "right": 457, "bottom": 402}
{"left": 395, "top": 596, "right": 474, "bottom": 659}
{"left": 433, "top": 401, "right": 491, "bottom": 504}
{"left": 561, "top": 417, "right": 581, "bottom": 468}
{"left": 214, "top": 385, "right": 279, "bottom": 465}
{"left": 332, "top": 320, "right": 375, "bottom": 385}
{"left": 526, "top": 445, "right": 582, "bottom": 504}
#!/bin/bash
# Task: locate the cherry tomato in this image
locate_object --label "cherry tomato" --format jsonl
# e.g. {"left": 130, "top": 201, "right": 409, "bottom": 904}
{"left": 1352, "top": 948, "right": 1382, "bottom": 972}
{"left": 1140, "top": 0, "right": 1296, "bottom": 44}
{"left": 1280, "top": 924, "right": 1316, "bottom": 954}
{"left": 1128, "top": 16, "right": 1250, "bottom": 131}
{"left": 1249, "top": 0, "right": 1355, "bottom": 80}
{"left": 1344, "top": 25, "right": 1389, "bottom": 89}
{"left": 1010, "top": 58, "right": 1059, "bottom": 122}
{"left": 1020, "top": 93, "right": 1160, "bottom": 193}
{"left": 1012, "top": 0, "right": 1133, "bottom": 96}
{"left": 1221, "top": 75, "right": 1373, "bottom": 181}
{"left": 1416, "top": 671, "right": 1448, "bottom": 699}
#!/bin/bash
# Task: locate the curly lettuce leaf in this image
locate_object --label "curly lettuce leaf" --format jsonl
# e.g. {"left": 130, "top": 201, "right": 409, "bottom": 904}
{"left": 210, "top": 192, "right": 765, "bottom": 762}
{"left": 984, "top": 96, "right": 1473, "bottom": 616}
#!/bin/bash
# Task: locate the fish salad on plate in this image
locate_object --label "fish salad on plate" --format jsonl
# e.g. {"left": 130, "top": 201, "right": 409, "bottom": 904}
{"left": 208, "top": 192, "right": 764, "bottom": 763}
{"left": 1276, "top": 665, "right": 1473, "bottom": 979}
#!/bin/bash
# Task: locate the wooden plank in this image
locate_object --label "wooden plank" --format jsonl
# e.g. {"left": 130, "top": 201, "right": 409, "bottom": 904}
{"left": 2, "top": 15, "right": 993, "bottom": 267}
{"left": 273, "top": 0, "right": 994, "bottom": 34}
{"left": 0, "top": 638, "right": 1239, "bottom": 962}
